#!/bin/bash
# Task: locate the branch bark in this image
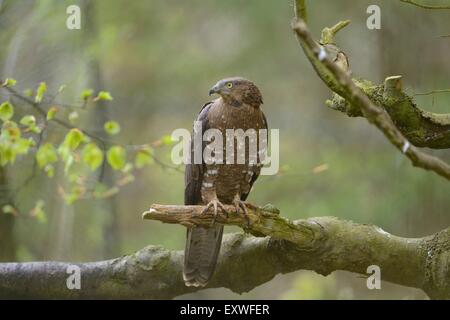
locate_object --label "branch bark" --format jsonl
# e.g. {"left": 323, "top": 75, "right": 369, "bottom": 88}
{"left": 143, "top": 204, "right": 450, "bottom": 299}
{"left": 2, "top": 204, "right": 448, "bottom": 299}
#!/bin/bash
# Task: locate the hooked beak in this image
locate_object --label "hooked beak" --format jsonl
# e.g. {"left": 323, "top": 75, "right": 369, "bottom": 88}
{"left": 209, "top": 84, "right": 220, "bottom": 96}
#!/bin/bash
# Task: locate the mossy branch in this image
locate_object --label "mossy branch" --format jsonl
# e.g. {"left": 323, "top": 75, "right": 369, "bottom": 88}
{"left": 0, "top": 203, "right": 449, "bottom": 298}
{"left": 293, "top": 1, "right": 450, "bottom": 149}
{"left": 292, "top": 0, "right": 450, "bottom": 181}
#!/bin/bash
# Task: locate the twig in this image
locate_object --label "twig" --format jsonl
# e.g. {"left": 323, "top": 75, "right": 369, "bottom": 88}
{"left": 294, "top": 0, "right": 307, "bottom": 22}
{"left": 141, "top": 203, "right": 450, "bottom": 299}
{"left": 320, "top": 20, "right": 351, "bottom": 45}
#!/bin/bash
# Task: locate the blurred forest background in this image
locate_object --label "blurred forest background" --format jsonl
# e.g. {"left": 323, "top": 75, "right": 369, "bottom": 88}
{"left": 0, "top": 0, "right": 449, "bottom": 299}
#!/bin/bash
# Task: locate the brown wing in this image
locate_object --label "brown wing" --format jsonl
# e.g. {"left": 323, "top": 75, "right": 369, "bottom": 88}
{"left": 183, "top": 101, "right": 223, "bottom": 287}
{"left": 184, "top": 102, "right": 212, "bottom": 205}
{"left": 241, "top": 109, "right": 268, "bottom": 201}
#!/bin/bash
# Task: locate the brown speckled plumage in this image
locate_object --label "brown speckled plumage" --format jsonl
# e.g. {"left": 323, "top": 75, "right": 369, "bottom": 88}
{"left": 183, "top": 77, "right": 267, "bottom": 287}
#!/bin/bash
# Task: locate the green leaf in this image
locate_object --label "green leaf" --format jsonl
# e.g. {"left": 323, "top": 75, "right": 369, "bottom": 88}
{"left": 162, "top": 134, "right": 175, "bottom": 146}
{"left": 57, "top": 129, "right": 84, "bottom": 174}
{"left": 2, "top": 204, "right": 16, "bottom": 215}
{"left": 46, "top": 107, "right": 58, "bottom": 120}
{"left": 104, "top": 121, "right": 120, "bottom": 135}
{"left": 0, "top": 121, "right": 22, "bottom": 165}
{"left": 64, "top": 186, "right": 84, "bottom": 205}
{"left": 30, "top": 200, "right": 47, "bottom": 224}
{"left": 64, "top": 193, "right": 78, "bottom": 205}
{"left": 135, "top": 148, "right": 154, "bottom": 168}
{"left": 44, "top": 164, "right": 55, "bottom": 178}
{"left": 82, "top": 143, "right": 104, "bottom": 171}
{"left": 81, "top": 89, "right": 94, "bottom": 100}
{"left": 36, "top": 143, "right": 58, "bottom": 168}
{"left": 68, "top": 111, "right": 79, "bottom": 124}
{"left": 0, "top": 147, "right": 15, "bottom": 165}
{"left": 20, "top": 115, "right": 36, "bottom": 127}
{"left": 61, "top": 128, "right": 85, "bottom": 150}
{"left": 2, "top": 78, "right": 17, "bottom": 87}
{"left": 1, "top": 121, "right": 21, "bottom": 140}
{"left": 0, "top": 102, "right": 14, "bottom": 121}
{"left": 14, "top": 138, "right": 34, "bottom": 155}
{"left": 95, "top": 91, "right": 113, "bottom": 101}
{"left": 35, "top": 82, "right": 47, "bottom": 103}
{"left": 107, "top": 146, "right": 126, "bottom": 170}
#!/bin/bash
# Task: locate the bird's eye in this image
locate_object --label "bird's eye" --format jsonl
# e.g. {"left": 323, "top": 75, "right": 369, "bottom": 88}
{"left": 226, "top": 82, "right": 233, "bottom": 89}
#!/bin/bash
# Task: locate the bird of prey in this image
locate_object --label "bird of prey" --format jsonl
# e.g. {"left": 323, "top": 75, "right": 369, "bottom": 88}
{"left": 183, "top": 77, "right": 268, "bottom": 287}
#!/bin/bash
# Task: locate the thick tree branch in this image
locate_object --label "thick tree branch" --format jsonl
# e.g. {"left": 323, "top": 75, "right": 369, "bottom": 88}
{"left": 292, "top": 1, "right": 450, "bottom": 181}
{"left": 1, "top": 203, "right": 449, "bottom": 299}
{"left": 143, "top": 203, "right": 316, "bottom": 244}
{"left": 295, "top": 2, "right": 450, "bottom": 148}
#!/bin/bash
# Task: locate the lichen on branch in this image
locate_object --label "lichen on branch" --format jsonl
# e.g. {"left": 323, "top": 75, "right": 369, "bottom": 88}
{"left": 0, "top": 203, "right": 448, "bottom": 299}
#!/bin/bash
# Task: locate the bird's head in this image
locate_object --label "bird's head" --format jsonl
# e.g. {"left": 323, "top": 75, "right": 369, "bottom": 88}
{"left": 209, "top": 77, "right": 263, "bottom": 108}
